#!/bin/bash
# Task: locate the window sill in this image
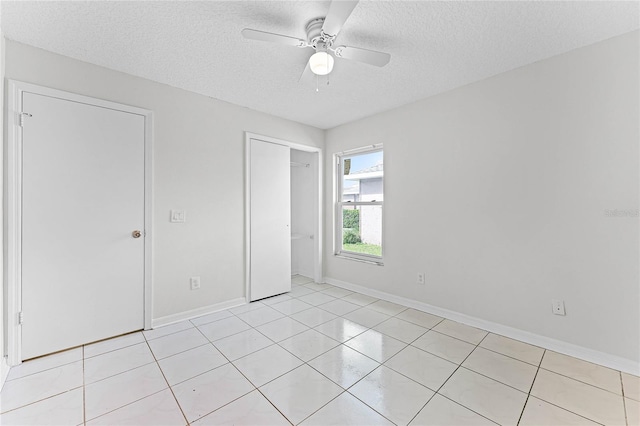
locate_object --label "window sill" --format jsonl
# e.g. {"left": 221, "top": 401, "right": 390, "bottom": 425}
{"left": 334, "top": 253, "right": 384, "bottom": 266}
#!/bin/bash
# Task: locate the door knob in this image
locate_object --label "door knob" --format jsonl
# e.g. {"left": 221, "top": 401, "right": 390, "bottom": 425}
{"left": 132, "top": 230, "right": 142, "bottom": 238}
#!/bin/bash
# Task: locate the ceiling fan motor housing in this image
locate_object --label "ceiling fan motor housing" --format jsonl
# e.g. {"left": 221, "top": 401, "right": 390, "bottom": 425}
{"left": 306, "top": 18, "right": 335, "bottom": 49}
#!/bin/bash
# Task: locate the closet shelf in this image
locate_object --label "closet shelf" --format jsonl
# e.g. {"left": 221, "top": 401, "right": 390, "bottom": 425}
{"left": 291, "top": 233, "right": 313, "bottom": 240}
{"left": 290, "top": 161, "right": 310, "bottom": 168}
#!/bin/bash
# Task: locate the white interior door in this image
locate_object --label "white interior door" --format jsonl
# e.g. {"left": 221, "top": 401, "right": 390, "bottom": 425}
{"left": 21, "top": 92, "right": 145, "bottom": 360}
{"left": 250, "top": 139, "right": 291, "bottom": 301}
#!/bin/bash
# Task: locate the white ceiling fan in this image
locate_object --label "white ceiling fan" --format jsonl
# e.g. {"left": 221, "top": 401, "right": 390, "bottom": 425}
{"left": 242, "top": 0, "right": 391, "bottom": 81}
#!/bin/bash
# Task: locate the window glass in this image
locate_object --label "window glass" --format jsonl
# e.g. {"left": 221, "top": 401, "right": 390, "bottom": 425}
{"left": 342, "top": 205, "right": 382, "bottom": 257}
{"left": 336, "top": 147, "right": 383, "bottom": 262}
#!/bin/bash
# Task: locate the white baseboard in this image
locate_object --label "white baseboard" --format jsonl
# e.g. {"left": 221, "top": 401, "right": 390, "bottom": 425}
{"left": 324, "top": 277, "right": 639, "bottom": 375}
{"left": 292, "top": 269, "right": 315, "bottom": 279}
{"left": 151, "top": 298, "right": 246, "bottom": 329}
{"left": 299, "top": 269, "right": 315, "bottom": 280}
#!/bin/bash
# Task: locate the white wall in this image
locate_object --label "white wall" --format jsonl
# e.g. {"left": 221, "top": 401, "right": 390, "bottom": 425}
{"left": 325, "top": 31, "right": 639, "bottom": 367}
{"left": 3, "top": 40, "right": 324, "bottom": 322}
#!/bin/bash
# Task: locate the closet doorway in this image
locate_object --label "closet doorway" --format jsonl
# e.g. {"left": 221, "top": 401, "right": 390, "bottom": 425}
{"left": 245, "top": 133, "right": 322, "bottom": 302}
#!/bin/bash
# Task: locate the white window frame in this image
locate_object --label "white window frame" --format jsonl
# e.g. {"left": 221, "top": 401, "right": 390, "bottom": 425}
{"left": 334, "top": 144, "right": 384, "bottom": 265}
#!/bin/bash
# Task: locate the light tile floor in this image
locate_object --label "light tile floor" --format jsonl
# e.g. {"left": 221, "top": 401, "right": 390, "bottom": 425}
{"left": 1, "top": 275, "right": 638, "bottom": 425}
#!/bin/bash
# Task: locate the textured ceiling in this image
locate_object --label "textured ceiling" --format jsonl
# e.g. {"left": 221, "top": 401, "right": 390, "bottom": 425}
{"left": 2, "top": 1, "right": 638, "bottom": 129}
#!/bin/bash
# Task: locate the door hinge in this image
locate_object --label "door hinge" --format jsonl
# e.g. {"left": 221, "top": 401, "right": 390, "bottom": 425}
{"left": 18, "top": 311, "right": 24, "bottom": 325}
{"left": 19, "top": 112, "right": 32, "bottom": 127}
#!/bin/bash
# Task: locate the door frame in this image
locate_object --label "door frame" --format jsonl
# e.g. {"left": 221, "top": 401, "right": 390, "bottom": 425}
{"left": 6, "top": 80, "right": 154, "bottom": 365}
{"left": 244, "top": 132, "right": 323, "bottom": 302}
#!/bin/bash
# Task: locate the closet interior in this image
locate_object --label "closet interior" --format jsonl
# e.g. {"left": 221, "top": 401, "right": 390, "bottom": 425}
{"left": 290, "top": 149, "right": 317, "bottom": 280}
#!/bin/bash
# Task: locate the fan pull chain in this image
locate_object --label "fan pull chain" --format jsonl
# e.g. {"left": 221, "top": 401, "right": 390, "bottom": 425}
{"left": 316, "top": 74, "right": 319, "bottom": 92}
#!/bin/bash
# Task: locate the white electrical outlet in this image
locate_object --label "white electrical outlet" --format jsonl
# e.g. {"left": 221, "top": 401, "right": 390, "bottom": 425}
{"left": 190, "top": 276, "right": 201, "bottom": 290}
{"left": 417, "top": 273, "right": 425, "bottom": 285}
{"left": 552, "top": 299, "right": 565, "bottom": 316}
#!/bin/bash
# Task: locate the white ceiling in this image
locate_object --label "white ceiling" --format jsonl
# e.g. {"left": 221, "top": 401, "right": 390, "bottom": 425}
{"left": 2, "top": 1, "right": 638, "bottom": 129}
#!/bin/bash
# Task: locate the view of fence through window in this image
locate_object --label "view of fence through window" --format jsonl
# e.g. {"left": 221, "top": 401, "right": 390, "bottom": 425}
{"left": 341, "top": 149, "right": 383, "bottom": 258}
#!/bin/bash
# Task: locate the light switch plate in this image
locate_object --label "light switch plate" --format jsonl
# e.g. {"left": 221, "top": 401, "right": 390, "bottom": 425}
{"left": 170, "top": 210, "right": 186, "bottom": 223}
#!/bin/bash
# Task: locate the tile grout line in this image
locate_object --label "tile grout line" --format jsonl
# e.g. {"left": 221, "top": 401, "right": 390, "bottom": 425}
{"left": 315, "top": 387, "right": 396, "bottom": 426}
{"left": 333, "top": 363, "right": 399, "bottom": 425}
{"left": 620, "top": 371, "right": 629, "bottom": 426}
{"left": 434, "top": 393, "right": 501, "bottom": 426}
{"left": 515, "top": 349, "right": 544, "bottom": 426}
{"left": 222, "top": 328, "right": 285, "bottom": 363}
{"left": 253, "top": 386, "right": 295, "bottom": 426}
{"left": 297, "top": 309, "right": 437, "bottom": 425}
{"left": 253, "top": 289, "right": 397, "bottom": 424}
{"left": 87, "top": 388, "right": 170, "bottom": 424}
{"left": 407, "top": 393, "right": 439, "bottom": 426}
{"left": 526, "top": 395, "right": 608, "bottom": 425}
{"left": 257, "top": 316, "right": 314, "bottom": 342}
{"left": 83, "top": 335, "right": 189, "bottom": 424}
{"left": 4, "top": 347, "right": 84, "bottom": 383}
{"left": 520, "top": 350, "right": 610, "bottom": 425}
{"left": 227, "top": 320, "right": 303, "bottom": 426}
{"left": 147, "top": 329, "right": 196, "bottom": 425}
{"left": 380, "top": 358, "right": 441, "bottom": 426}
{"left": 475, "top": 343, "right": 543, "bottom": 368}
{"left": 195, "top": 305, "right": 305, "bottom": 424}
{"left": 192, "top": 317, "right": 310, "bottom": 398}
{"left": 406, "top": 331, "right": 495, "bottom": 426}
{"left": 7, "top": 280, "right": 631, "bottom": 425}
{"left": 275, "top": 337, "right": 341, "bottom": 367}
{"left": 445, "top": 330, "right": 542, "bottom": 395}
{"left": 378, "top": 324, "right": 462, "bottom": 379}
{"left": 455, "top": 364, "right": 533, "bottom": 393}
{"left": 83, "top": 330, "right": 144, "bottom": 357}
{"left": 321, "top": 282, "right": 634, "bottom": 398}
{"left": 535, "top": 364, "right": 627, "bottom": 397}
{"left": 83, "top": 342, "right": 161, "bottom": 385}
{"left": 0, "top": 364, "right": 85, "bottom": 417}
{"left": 407, "top": 326, "right": 545, "bottom": 379}
{"left": 295, "top": 390, "right": 350, "bottom": 425}
{"left": 82, "top": 345, "right": 86, "bottom": 426}
{"left": 307, "top": 281, "right": 521, "bottom": 425}
{"left": 190, "top": 291, "right": 446, "bottom": 424}
{"left": 185, "top": 322, "right": 281, "bottom": 424}
{"left": 143, "top": 326, "right": 197, "bottom": 343}
{"left": 0, "top": 386, "right": 84, "bottom": 417}
{"left": 241, "top": 344, "right": 305, "bottom": 387}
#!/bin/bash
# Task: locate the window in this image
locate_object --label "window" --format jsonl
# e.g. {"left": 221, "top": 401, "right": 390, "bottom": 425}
{"left": 335, "top": 146, "right": 383, "bottom": 263}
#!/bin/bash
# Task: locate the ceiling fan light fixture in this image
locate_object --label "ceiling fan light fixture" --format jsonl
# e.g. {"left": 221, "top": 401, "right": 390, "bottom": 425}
{"left": 309, "top": 51, "right": 335, "bottom": 75}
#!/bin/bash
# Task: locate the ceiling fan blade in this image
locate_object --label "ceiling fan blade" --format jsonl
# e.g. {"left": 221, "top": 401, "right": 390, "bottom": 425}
{"left": 242, "top": 28, "right": 307, "bottom": 48}
{"left": 321, "top": 0, "right": 359, "bottom": 37}
{"left": 333, "top": 45, "right": 391, "bottom": 67}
